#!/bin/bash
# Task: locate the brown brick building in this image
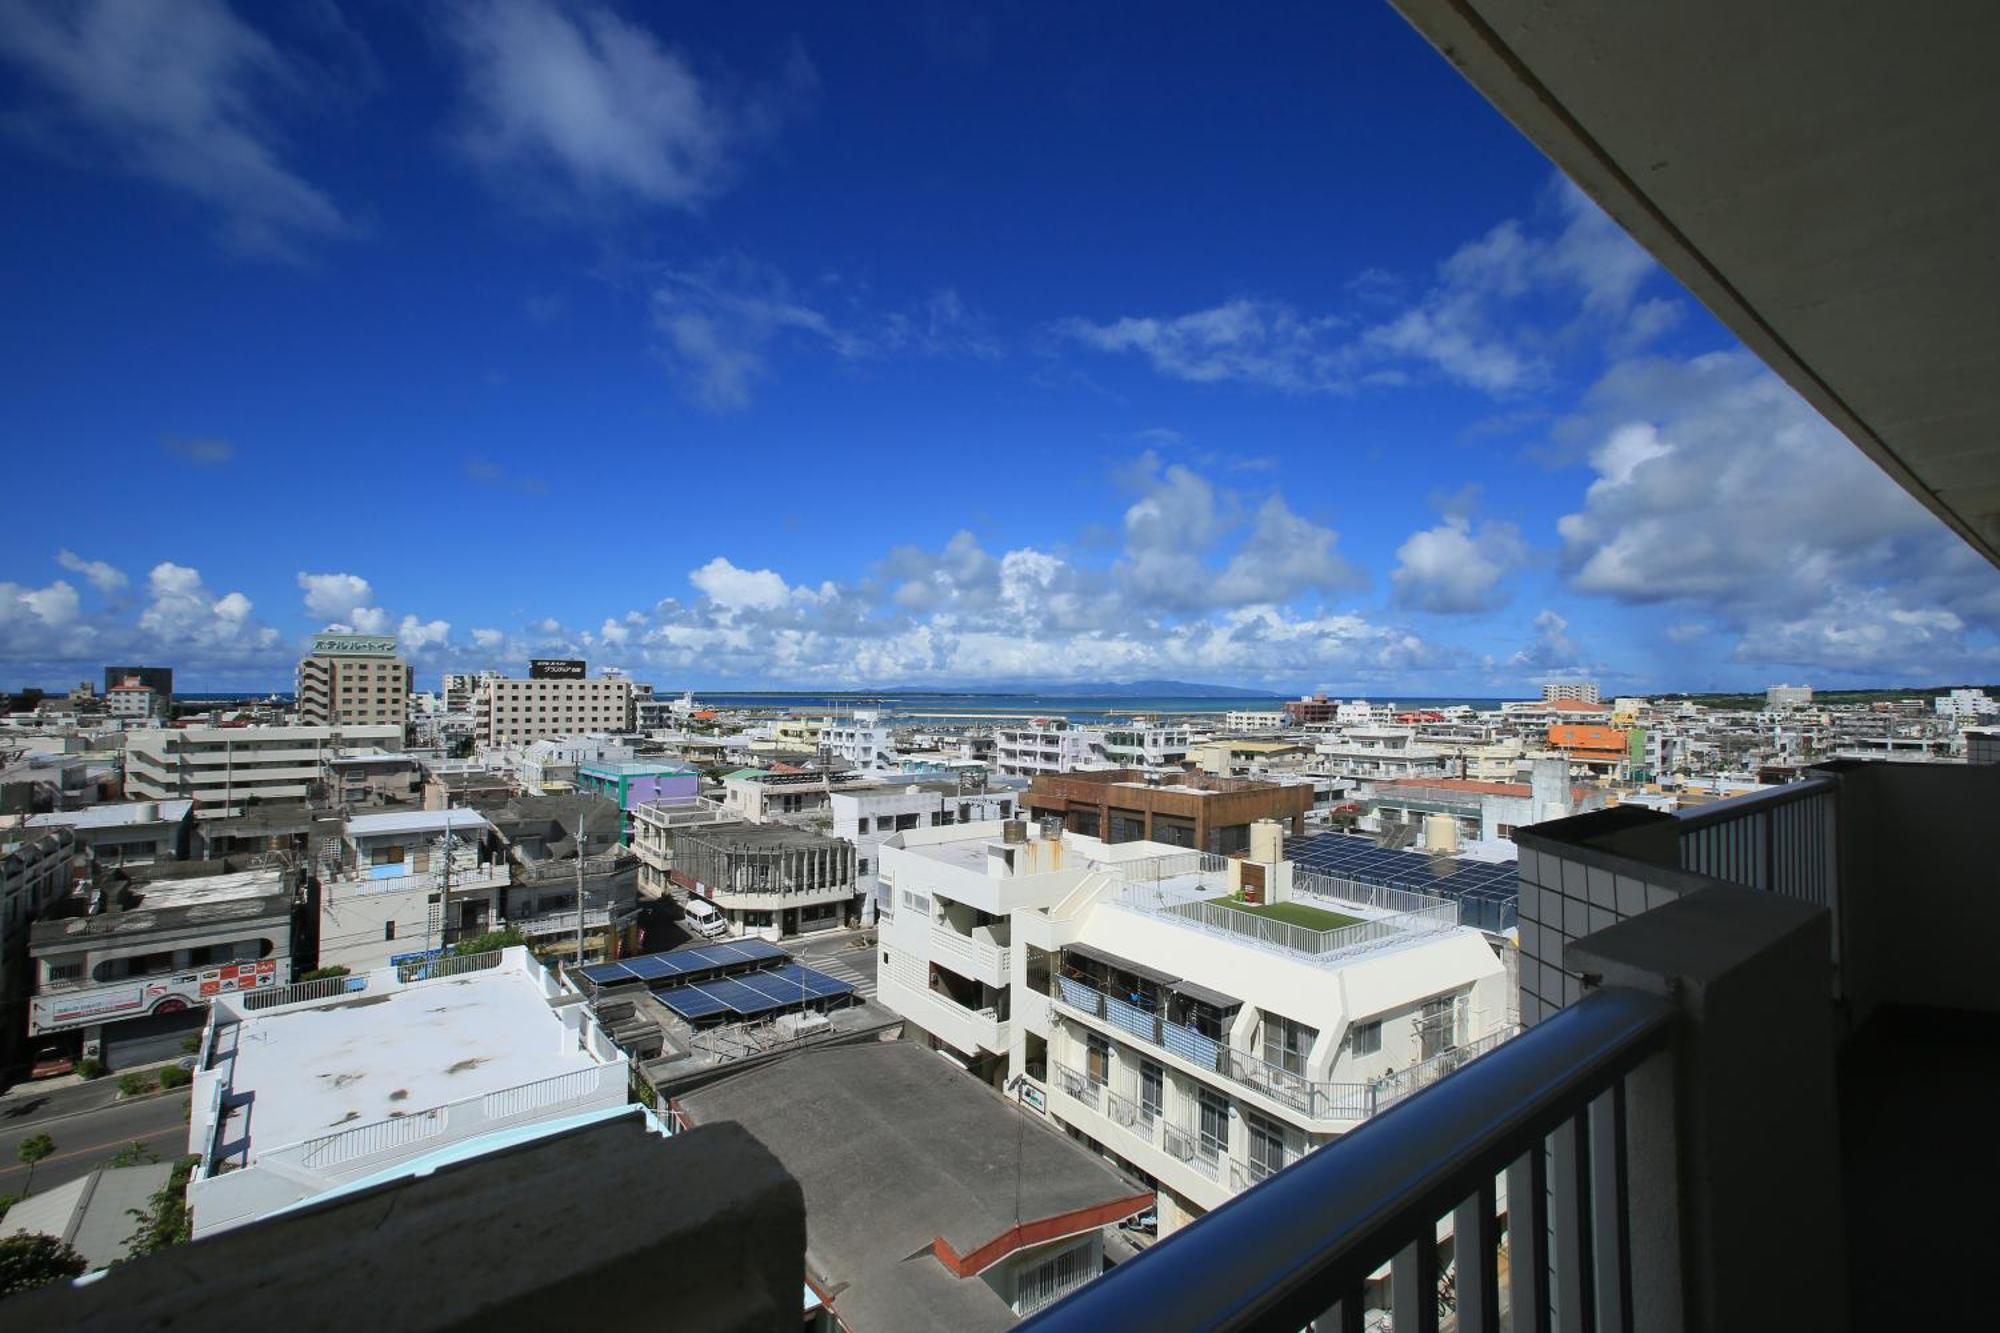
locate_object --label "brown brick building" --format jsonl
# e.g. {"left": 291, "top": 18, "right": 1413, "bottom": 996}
{"left": 1024, "top": 770, "right": 1310, "bottom": 854}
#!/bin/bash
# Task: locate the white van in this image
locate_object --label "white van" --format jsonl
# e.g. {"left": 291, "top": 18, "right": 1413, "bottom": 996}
{"left": 683, "top": 897, "right": 729, "bottom": 940}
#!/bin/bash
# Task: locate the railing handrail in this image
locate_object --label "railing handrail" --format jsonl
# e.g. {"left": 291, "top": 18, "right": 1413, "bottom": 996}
{"left": 1021, "top": 985, "right": 1674, "bottom": 1330}
{"left": 1671, "top": 774, "right": 1836, "bottom": 829}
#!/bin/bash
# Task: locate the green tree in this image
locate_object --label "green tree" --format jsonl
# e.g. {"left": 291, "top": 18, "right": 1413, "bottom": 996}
{"left": 298, "top": 965, "right": 350, "bottom": 982}
{"left": 0, "top": 1232, "right": 86, "bottom": 1296}
{"left": 123, "top": 1157, "right": 197, "bottom": 1259}
{"left": 15, "top": 1135, "right": 54, "bottom": 1198}
{"left": 451, "top": 927, "right": 526, "bottom": 957}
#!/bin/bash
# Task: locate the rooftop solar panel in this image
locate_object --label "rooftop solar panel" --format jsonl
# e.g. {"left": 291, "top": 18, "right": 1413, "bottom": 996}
{"left": 659, "top": 984, "right": 731, "bottom": 1019}
{"left": 620, "top": 955, "right": 679, "bottom": 981}
{"left": 575, "top": 960, "right": 639, "bottom": 986}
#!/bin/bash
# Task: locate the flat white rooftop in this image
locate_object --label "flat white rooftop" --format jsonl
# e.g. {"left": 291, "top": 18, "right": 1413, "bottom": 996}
{"left": 25, "top": 799, "right": 194, "bottom": 829}
{"left": 344, "top": 808, "right": 492, "bottom": 838}
{"left": 132, "top": 868, "right": 288, "bottom": 909}
{"left": 219, "top": 967, "right": 601, "bottom": 1156}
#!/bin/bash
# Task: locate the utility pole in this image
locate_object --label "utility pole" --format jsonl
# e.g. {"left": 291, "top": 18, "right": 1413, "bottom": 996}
{"left": 435, "top": 810, "right": 456, "bottom": 964}
{"left": 574, "top": 793, "right": 588, "bottom": 968}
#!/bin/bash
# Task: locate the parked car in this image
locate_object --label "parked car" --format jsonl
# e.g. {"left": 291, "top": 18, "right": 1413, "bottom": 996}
{"left": 683, "top": 897, "right": 729, "bottom": 940}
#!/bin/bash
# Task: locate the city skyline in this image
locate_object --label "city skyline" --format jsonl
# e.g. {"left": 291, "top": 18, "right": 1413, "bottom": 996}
{"left": 3, "top": 2, "right": 1996, "bottom": 693}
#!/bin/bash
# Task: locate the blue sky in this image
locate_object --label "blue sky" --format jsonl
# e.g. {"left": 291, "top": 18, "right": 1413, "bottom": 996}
{"left": 2, "top": 1, "right": 1995, "bottom": 694}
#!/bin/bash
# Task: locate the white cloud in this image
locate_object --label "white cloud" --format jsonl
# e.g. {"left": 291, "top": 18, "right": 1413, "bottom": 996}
{"left": 0, "top": 0, "right": 350, "bottom": 257}
{"left": 297, "top": 571, "right": 376, "bottom": 622}
{"left": 444, "top": 0, "right": 812, "bottom": 212}
{"left": 397, "top": 615, "right": 452, "bottom": 650}
{"left": 136, "top": 561, "right": 281, "bottom": 663}
{"left": 1059, "top": 172, "right": 1668, "bottom": 398}
{"left": 472, "top": 627, "right": 505, "bottom": 650}
{"left": 1734, "top": 593, "right": 1997, "bottom": 678}
{"left": 56, "top": 549, "right": 127, "bottom": 594}
{"left": 651, "top": 258, "right": 997, "bottom": 410}
{"left": 688, "top": 556, "right": 792, "bottom": 612}
{"left": 1056, "top": 300, "right": 1345, "bottom": 393}
{"left": 1390, "top": 515, "right": 1528, "bottom": 614}
{"left": 1506, "top": 608, "right": 1590, "bottom": 675}
{"left": 19, "top": 579, "right": 81, "bottom": 627}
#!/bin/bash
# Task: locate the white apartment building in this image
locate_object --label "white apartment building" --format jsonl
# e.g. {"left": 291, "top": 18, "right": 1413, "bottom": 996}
{"left": 125, "top": 724, "right": 405, "bottom": 818}
{"left": 993, "top": 720, "right": 1094, "bottom": 777}
{"left": 185, "top": 947, "right": 638, "bottom": 1238}
{"left": 875, "top": 820, "right": 1511, "bottom": 1236}
{"left": 1540, "top": 681, "right": 1602, "bottom": 704}
{"left": 828, "top": 781, "right": 1019, "bottom": 918}
{"left": 1093, "top": 723, "right": 1192, "bottom": 768}
{"left": 1312, "top": 727, "right": 1454, "bottom": 783}
{"left": 1766, "top": 683, "right": 1815, "bottom": 709}
{"left": 817, "top": 710, "right": 896, "bottom": 767}
{"left": 719, "top": 768, "right": 884, "bottom": 824}
{"left": 316, "top": 808, "right": 510, "bottom": 973}
{"left": 479, "top": 676, "right": 635, "bottom": 746}
{"left": 105, "top": 678, "right": 162, "bottom": 720}
{"left": 992, "top": 720, "right": 1192, "bottom": 777}
{"left": 1934, "top": 688, "right": 1997, "bottom": 718}
{"left": 1224, "top": 710, "right": 1289, "bottom": 732}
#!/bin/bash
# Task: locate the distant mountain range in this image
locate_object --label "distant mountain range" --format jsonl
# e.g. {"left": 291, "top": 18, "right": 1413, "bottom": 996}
{"left": 892, "top": 679, "right": 1287, "bottom": 699}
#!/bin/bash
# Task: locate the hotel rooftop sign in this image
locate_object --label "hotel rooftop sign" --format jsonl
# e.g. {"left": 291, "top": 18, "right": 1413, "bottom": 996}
{"left": 312, "top": 634, "right": 398, "bottom": 656}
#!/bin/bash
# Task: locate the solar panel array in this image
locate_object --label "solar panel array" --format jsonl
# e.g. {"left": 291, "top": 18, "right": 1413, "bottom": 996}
{"left": 576, "top": 938, "right": 789, "bottom": 989}
{"left": 1284, "top": 832, "right": 1520, "bottom": 932}
{"left": 656, "top": 962, "right": 855, "bottom": 1023}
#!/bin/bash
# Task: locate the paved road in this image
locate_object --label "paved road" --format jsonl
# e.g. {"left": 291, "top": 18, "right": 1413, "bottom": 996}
{"left": 0, "top": 1089, "right": 192, "bottom": 1198}
{"left": 791, "top": 931, "right": 880, "bottom": 1002}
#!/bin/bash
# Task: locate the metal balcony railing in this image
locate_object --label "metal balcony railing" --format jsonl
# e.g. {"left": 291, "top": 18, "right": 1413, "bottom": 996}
{"left": 1050, "top": 972, "right": 1515, "bottom": 1123}
{"left": 1161, "top": 1121, "right": 1224, "bottom": 1182}
{"left": 1022, "top": 985, "right": 1675, "bottom": 1332}
{"left": 1051, "top": 1060, "right": 1101, "bottom": 1109}
{"left": 1676, "top": 776, "right": 1837, "bottom": 911}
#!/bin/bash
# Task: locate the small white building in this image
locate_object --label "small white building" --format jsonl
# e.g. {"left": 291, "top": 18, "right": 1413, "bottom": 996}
{"left": 185, "top": 947, "right": 635, "bottom": 1238}
{"left": 317, "top": 808, "right": 509, "bottom": 973}
{"left": 1223, "top": 710, "right": 1289, "bottom": 732}
{"left": 828, "top": 780, "right": 1018, "bottom": 920}
{"left": 818, "top": 710, "right": 897, "bottom": 768}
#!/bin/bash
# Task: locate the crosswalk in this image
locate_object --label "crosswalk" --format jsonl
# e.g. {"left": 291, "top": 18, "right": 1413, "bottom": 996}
{"left": 804, "top": 950, "right": 879, "bottom": 1003}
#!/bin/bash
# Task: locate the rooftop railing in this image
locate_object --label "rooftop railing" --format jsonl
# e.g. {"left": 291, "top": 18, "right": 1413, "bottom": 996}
{"left": 1675, "top": 775, "right": 1837, "bottom": 912}
{"left": 1025, "top": 985, "right": 1675, "bottom": 1331}
{"left": 1113, "top": 882, "right": 1459, "bottom": 965}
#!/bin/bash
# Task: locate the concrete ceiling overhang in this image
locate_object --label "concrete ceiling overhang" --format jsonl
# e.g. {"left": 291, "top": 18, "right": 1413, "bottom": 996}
{"left": 1389, "top": 0, "right": 2000, "bottom": 568}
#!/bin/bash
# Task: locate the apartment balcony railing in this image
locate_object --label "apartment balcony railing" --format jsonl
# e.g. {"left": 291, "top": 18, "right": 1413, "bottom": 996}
{"left": 1051, "top": 1060, "right": 1100, "bottom": 1109}
{"left": 516, "top": 852, "right": 630, "bottom": 885}
{"left": 1160, "top": 1121, "right": 1224, "bottom": 1182}
{"left": 506, "top": 905, "right": 612, "bottom": 936}
{"left": 929, "top": 923, "right": 1011, "bottom": 978}
{"left": 1051, "top": 973, "right": 1516, "bottom": 1123}
{"left": 1026, "top": 984, "right": 1676, "bottom": 1331}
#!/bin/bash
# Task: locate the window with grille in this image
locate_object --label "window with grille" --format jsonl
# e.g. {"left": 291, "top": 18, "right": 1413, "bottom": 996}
{"left": 1196, "top": 1087, "right": 1229, "bottom": 1158}
{"left": 1014, "top": 1242, "right": 1094, "bottom": 1315}
{"left": 1260, "top": 1012, "right": 1317, "bottom": 1075}
{"left": 1139, "top": 1060, "right": 1163, "bottom": 1123}
{"left": 1348, "top": 1019, "right": 1382, "bottom": 1057}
